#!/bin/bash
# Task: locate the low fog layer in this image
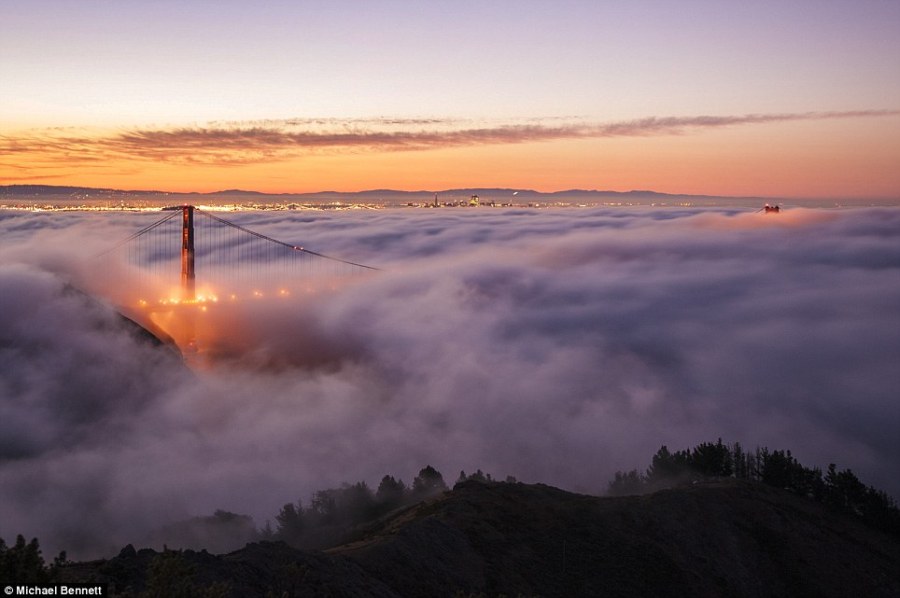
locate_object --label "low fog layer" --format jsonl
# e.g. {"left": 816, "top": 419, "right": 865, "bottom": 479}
{"left": 1, "top": 206, "right": 899, "bottom": 558}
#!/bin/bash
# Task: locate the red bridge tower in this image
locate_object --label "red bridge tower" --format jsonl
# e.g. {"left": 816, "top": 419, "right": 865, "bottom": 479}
{"left": 181, "top": 205, "right": 195, "bottom": 301}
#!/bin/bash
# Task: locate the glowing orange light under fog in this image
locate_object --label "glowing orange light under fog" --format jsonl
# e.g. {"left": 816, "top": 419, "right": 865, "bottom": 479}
{"left": 136, "top": 287, "right": 303, "bottom": 310}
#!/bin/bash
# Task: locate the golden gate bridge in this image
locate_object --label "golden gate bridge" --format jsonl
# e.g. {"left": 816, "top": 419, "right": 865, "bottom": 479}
{"left": 96, "top": 206, "right": 377, "bottom": 360}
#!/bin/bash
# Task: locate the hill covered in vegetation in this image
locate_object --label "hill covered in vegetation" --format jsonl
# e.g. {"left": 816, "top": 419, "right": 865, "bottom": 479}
{"left": 4, "top": 442, "right": 899, "bottom": 597}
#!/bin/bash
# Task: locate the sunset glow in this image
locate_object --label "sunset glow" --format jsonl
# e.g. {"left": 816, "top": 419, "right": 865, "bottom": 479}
{"left": 2, "top": 1, "right": 899, "bottom": 199}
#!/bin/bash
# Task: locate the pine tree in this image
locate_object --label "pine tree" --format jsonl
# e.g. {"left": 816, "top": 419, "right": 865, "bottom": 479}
{"left": 412, "top": 465, "right": 448, "bottom": 499}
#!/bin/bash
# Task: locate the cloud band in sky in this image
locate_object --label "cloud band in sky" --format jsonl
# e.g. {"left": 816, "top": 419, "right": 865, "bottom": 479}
{"left": 3, "top": 109, "right": 898, "bottom": 169}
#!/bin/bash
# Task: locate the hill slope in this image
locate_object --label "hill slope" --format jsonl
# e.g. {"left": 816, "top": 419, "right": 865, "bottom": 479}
{"left": 61, "top": 479, "right": 900, "bottom": 597}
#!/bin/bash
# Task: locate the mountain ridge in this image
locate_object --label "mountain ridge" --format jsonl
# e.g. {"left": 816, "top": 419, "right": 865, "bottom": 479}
{"left": 54, "top": 478, "right": 900, "bottom": 597}
{"left": 0, "top": 183, "right": 771, "bottom": 202}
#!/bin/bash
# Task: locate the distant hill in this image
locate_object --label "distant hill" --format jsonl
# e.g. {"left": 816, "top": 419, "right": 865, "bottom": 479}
{"left": 0, "top": 184, "right": 769, "bottom": 203}
{"left": 57, "top": 478, "right": 900, "bottom": 597}
{"left": 212, "top": 189, "right": 272, "bottom": 196}
{"left": 0, "top": 184, "right": 165, "bottom": 196}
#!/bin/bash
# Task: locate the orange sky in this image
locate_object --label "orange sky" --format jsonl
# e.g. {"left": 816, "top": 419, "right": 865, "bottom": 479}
{"left": 3, "top": 2, "right": 900, "bottom": 199}
{"left": 5, "top": 114, "right": 898, "bottom": 199}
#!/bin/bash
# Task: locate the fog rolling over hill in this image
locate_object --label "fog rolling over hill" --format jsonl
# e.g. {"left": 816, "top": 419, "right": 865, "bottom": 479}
{"left": 0, "top": 205, "right": 899, "bottom": 561}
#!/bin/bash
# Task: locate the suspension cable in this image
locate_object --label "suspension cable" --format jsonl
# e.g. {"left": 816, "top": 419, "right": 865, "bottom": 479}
{"left": 196, "top": 209, "right": 380, "bottom": 270}
{"left": 94, "top": 209, "right": 181, "bottom": 257}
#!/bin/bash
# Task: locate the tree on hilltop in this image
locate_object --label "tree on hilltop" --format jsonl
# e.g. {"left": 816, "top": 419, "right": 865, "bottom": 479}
{"left": 0, "top": 534, "right": 67, "bottom": 584}
{"left": 412, "top": 465, "right": 448, "bottom": 499}
{"left": 376, "top": 475, "right": 407, "bottom": 510}
{"left": 607, "top": 438, "right": 900, "bottom": 536}
{"left": 274, "top": 500, "right": 305, "bottom": 544}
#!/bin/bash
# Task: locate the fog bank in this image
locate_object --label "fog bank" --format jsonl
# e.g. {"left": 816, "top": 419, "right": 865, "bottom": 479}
{"left": 1, "top": 206, "right": 898, "bottom": 558}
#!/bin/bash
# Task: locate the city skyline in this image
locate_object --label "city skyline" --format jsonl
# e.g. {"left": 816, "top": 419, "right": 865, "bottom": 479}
{"left": 3, "top": 0, "right": 900, "bottom": 199}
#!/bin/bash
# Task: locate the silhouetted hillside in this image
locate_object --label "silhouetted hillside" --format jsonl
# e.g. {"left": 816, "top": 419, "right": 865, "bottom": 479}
{"left": 48, "top": 479, "right": 900, "bottom": 597}
{"left": 0, "top": 185, "right": 165, "bottom": 196}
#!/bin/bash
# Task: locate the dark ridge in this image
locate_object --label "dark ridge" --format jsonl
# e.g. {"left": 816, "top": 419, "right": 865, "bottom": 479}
{"left": 210, "top": 189, "right": 270, "bottom": 196}
{"left": 0, "top": 184, "right": 775, "bottom": 202}
{"left": 43, "top": 479, "right": 900, "bottom": 597}
{"left": 0, "top": 185, "right": 166, "bottom": 196}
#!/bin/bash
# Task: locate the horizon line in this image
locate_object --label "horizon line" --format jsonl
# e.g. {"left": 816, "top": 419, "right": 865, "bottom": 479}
{"left": 4, "top": 182, "right": 890, "bottom": 203}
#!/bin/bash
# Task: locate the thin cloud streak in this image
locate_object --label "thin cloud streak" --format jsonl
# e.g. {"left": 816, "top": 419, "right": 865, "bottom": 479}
{"left": 3, "top": 110, "right": 898, "bottom": 168}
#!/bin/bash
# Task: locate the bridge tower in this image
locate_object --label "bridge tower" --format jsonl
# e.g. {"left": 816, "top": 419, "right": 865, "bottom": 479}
{"left": 181, "top": 205, "right": 195, "bottom": 300}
